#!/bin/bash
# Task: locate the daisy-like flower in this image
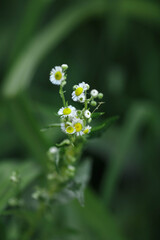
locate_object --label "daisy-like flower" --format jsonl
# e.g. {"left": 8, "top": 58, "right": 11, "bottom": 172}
{"left": 91, "top": 89, "right": 98, "bottom": 98}
{"left": 58, "top": 105, "right": 76, "bottom": 118}
{"left": 72, "top": 82, "right": 88, "bottom": 102}
{"left": 84, "top": 110, "right": 91, "bottom": 119}
{"left": 73, "top": 119, "right": 84, "bottom": 136}
{"left": 61, "top": 121, "right": 73, "bottom": 132}
{"left": 65, "top": 125, "right": 75, "bottom": 134}
{"left": 50, "top": 66, "right": 65, "bottom": 85}
{"left": 78, "top": 94, "right": 85, "bottom": 103}
{"left": 83, "top": 125, "right": 91, "bottom": 134}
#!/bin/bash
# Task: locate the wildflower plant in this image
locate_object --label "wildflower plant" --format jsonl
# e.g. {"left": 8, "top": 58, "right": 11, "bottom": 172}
{"left": 35, "top": 64, "right": 118, "bottom": 206}
{"left": 8, "top": 64, "right": 118, "bottom": 208}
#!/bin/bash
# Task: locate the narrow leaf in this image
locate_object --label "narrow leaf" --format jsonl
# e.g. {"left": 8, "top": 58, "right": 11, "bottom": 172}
{"left": 91, "top": 112, "right": 105, "bottom": 119}
{"left": 41, "top": 123, "right": 61, "bottom": 132}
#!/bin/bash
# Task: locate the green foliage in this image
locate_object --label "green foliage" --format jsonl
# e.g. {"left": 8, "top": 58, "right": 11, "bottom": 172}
{"left": 1, "top": 0, "right": 160, "bottom": 239}
{"left": 0, "top": 160, "right": 40, "bottom": 213}
{"left": 90, "top": 115, "right": 119, "bottom": 137}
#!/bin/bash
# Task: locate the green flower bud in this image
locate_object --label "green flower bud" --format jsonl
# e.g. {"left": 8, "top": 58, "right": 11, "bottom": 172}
{"left": 61, "top": 64, "right": 68, "bottom": 71}
{"left": 88, "top": 118, "right": 92, "bottom": 123}
{"left": 98, "top": 93, "right": 103, "bottom": 99}
{"left": 91, "top": 100, "right": 97, "bottom": 106}
{"left": 61, "top": 80, "right": 67, "bottom": 87}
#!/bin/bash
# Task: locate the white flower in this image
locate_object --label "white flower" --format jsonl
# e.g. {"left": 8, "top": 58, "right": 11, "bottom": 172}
{"left": 58, "top": 105, "right": 76, "bottom": 118}
{"left": 72, "top": 82, "right": 88, "bottom": 102}
{"left": 78, "top": 94, "right": 85, "bottom": 103}
{"left": 84, "top": 110, "right": 91, "bottom": 119}
{"left": 65, "top": 125, "right": 75, "bottom": 134}
{"left": 83, "top": 125, "right": 91, "bottom": 134}
{"left": 72, "top": 118, "right": 84, "bottom": 136}
{"left": 90, "top": 89, "right": 98, "bottom": 98}
{"left": 50, "top": 66, "right": 65, "bottom": 85}
{"left": 61, "top": 122, "right": 72, "bottom": 132}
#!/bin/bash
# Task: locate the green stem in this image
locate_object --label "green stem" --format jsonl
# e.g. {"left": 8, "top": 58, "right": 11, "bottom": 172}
{"left": 84, "top": 91, "right": 88, "bottom": 110}
{"left": 59, "top": 85, "right": 66, "bottom": 107}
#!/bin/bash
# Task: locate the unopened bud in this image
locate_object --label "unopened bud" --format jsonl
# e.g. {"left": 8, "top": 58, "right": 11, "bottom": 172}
{"left": 88, "top": 118, "right": 92, "bottom": 123}
{"left": 91, "top": 100, "right": 97, "bottom": 107}
{"left": 98, "top": 93, "right": 103, "bottom": 99}
{"left": 61, "top": 64, "right": 68, "bottom": 71}
{"left": 61, "top": 80, "right": 66, "bottom": 87}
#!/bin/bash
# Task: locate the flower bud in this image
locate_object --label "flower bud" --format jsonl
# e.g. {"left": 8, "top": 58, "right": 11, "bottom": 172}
{"left": 61, "top": 80, "right": 66, "bottom": 87}
{"left": 91, "top": 100, "right": 97, "bottom": 106}
{"left": 90, "top": 89, "right": 98, "bottom": 98}
{"left": 61, "top": 64, "right": 68, "bottom": 71}
{"left": 84, "top": 110, "right": 91, "bottom": 119}
{"left": 85, "top": 83, "right": 90, "bottom": 90}
{"left": 88, "top": 118, "right": 92, "bottom": 123}
{"left": 98, "top": 93, "right": 103, "bottom": 99}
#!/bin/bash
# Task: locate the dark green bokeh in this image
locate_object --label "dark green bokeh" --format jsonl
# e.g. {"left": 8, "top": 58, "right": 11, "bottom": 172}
{"left": 0, "top": 0, "right": 160, "bottom": 239}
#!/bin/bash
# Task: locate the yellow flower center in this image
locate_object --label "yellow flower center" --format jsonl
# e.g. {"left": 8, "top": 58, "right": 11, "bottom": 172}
{"left": 74, "top": 123, "right": 82, "bottom": 132}
{"left": 75, "top": 87, "right": 83, "bottom": 96}
{"left": 83, "top": 128, "right": 89, "bottom": 134}
{"left": 63, "top": 108, "right": 71, "bottom": 115}
{"left": 66, "top": 126, "right": 74, "bottom": 134}
{"left": 55, "top": 71, "right": 62, "bottom": 80}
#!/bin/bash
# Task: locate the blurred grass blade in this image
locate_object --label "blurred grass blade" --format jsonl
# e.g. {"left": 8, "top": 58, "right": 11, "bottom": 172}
{"left": 2, "top": 0, "right": 108, "bottom": 98}
{"left": 7, "top": 95, "right": 50, "bottom": 167}
{"left": 101, "top": 102, "right": 160, "bottom": 206}
{"left": 74, "top": 188, "right": 127, "bottom": 240}
{"left": 10, "top": 0, "right": 53, "bottom": 63}
{"left": 0, "top": 160, "right": 40, "bottom": 213}
{"left": 121, "top": 0, "right": 160, "bottom": 24}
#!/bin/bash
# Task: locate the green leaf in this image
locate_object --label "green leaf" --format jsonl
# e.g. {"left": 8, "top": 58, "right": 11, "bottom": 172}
{"left": 56, "top": 139, "right": 71, "bottom": 148}
{"left": 69, "top": 159, "right": 92, "bottom": 206}
{"left": 54, "top": 159, "right": 92, "bottom": 206}
{"left": 40, "top": 123, "right": 61, "bottom": 132}
{"left": 91, "top": 112, "right": 105, "bottom": 119}
{"left": 91, "top": 116, "right": 119, "bottom": 136}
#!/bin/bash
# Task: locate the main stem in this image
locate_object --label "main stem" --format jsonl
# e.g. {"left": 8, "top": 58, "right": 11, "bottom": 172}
{"left": 84, "top": 91, "right": 87, "bottom": 110}
{"left": 59, "top": 85, "right": 66, "bottom": 107}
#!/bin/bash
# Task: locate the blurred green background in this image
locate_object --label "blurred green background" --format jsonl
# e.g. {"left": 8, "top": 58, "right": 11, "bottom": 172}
{"left": 1, "top": 0, "right": 160, "bottom": 239}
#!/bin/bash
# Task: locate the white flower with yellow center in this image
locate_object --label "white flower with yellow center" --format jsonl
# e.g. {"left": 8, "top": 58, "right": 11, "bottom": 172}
{"left": 72, "top": 82, "right": 88, "bottom": 102}
{"left": 58, "top": 105, "right": 76, "bottom": 118}
{"left": 50, "top": 66, "right": 65, "bottom": 85}
{"left": 84, "top": 110, "right": 91, "bottom": 119}
{"left": 65, "top": 125, "right": 75, "bottom": 135}
{"left": 73, "top": 119, "right": 84, "bottom": 136}
{"left": 83, "top": 125, "right": 91, "bottom": 134}
{"left": 61, "top": 122, "right": 71, "bottom": 132}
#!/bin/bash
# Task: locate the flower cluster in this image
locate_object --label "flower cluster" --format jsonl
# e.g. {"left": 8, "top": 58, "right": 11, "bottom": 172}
{"left": 49, "top": 64, "right": 104, "bottom": 139}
